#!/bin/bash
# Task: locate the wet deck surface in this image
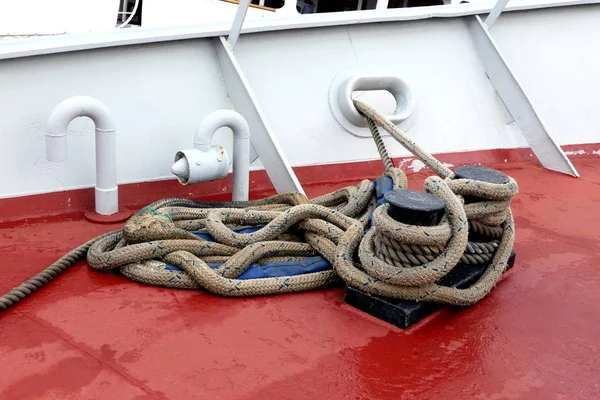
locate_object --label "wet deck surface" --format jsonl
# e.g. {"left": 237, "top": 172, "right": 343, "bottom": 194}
{"left": 1, "top": 158, "right": 599, "bottom": 399}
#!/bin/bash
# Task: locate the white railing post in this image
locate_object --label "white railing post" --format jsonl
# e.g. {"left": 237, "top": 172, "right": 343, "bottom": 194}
{"left": 484, "top": 0, "right": 510, "bottom": 28}
{"left": 376, "top": 0, "right": 389, "bottom": 10}
{"left": 227, "top": 0, "right": 252, "bottom": 49}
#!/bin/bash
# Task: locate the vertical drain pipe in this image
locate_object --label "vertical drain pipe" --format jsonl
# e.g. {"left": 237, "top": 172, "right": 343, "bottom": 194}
{"left": 46, "top": 96, "right": 131, "bottom": 223}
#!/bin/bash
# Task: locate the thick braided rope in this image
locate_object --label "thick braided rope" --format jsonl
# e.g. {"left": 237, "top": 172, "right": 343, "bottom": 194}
{"left": 0, "top": 99, "right": 518, "bottom": 310}
{"left": 85, "top": 168, "right": 406, "bottom": 294}
{"left": 88, "top": 204, "right": 362, "bottom": 296}
{"left": 342, "top": 101, "right": 519, "bottom": 305}
{"left": 374, "top": 232, "right": 498, "bottom": 267}
{"left": 0, "top": 231, "right": 117, "bottom": 311}
{"left": 469, "top": 219, "right": 504, "bottom": 239}
{"left": 354, "top": 100, "right": 455, "bottom": 179}
{"left": 447, "top": 177, "right": 518, "bottom": 229}
{"left": 0, "top": 194, "right": 312, "bottom": 311}
{"left": 335, "top": 176, "right": 516, "bottom": 306}
{"left": 365, "top": 115, "right": 394, "bottom": 172}
{"left": 356, "top": 177, "right": 468, "bottom": 287}
{"left": 0, "top": 163, "right": 408, "bottom": 312}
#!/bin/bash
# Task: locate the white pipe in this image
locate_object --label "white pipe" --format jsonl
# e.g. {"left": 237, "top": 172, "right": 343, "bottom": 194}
{"left": 194, "top": 110, "right": 250, "bottom": 201}
{"left": 45, "top": 96, "right": 119, "bottom": 215}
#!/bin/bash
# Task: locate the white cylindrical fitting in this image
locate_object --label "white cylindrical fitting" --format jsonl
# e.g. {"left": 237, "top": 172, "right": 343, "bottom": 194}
{"left": 95, "top": 127, "right": 117, "bottom": 192}
{"left": 174, "top": 110, "right": 250, "bottom": 201}
{"left": 45, "top": 134, "right": 68, "bottom": 162}
{"left": 172, "top": 146, "right": 230, "bottom": 185}
{"left": 96, "top": 186, "right": 119, "bottom": 216}
{"left": 45, "top": 96, "right": 118, "bottom": 215}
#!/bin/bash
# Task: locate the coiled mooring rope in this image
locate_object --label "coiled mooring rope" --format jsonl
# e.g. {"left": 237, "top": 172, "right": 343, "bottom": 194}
{"left": 0, "top": 102, "right": 518, "bottom": 312}
{"left": 350, "top": 100, "right": 518, "bottom": 305}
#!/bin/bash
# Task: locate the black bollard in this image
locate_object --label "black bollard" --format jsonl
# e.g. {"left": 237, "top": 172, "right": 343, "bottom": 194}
{"left": 453, "top": 165, "right": 510, "bottom": 204}
{"left": 344, "top": 250, "right": 516, "bottom": 329}
{"left": 384, "top": 190, "right": 445, "bottom": 226}
{"left": 454, "top": 165, "right": 510, "bottom": 184}
{"left": 344, "top": 176, "right": 516, "bottom": 330}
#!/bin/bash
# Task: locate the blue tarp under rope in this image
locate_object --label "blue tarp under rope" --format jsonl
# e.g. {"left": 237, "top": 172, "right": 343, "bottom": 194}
{"left": 163, "top": 175, "right": 394, "bottom": 279}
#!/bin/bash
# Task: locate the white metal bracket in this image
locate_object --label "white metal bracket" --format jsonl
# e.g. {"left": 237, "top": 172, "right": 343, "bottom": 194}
{"left": 466, "top": 15, "right": 578, "bottom": 177}
{"left": 214, "top": 36, "right": 305, "bottom": 194}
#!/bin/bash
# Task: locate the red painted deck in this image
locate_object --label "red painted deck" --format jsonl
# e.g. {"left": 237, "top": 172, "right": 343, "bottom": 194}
{"left": 1, "top": 157, "right": 599, "bottom": 399}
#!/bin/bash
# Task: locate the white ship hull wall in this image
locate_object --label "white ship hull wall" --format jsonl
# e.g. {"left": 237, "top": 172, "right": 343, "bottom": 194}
{"left": 0, "top": 4, "right": 598, "bottom": 199}
{"left": 0, "top": 0, "right": 121, "bottom": 35}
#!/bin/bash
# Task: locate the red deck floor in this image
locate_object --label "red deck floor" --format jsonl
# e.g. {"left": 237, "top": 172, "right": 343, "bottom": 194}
{"left": 1, "top": 158, "right": 599, "bottom": 399}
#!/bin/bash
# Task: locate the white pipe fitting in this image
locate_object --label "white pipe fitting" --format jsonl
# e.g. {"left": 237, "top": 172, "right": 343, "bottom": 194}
{"left": 45, "top": 96, "right": 119, "bottom": 216}
{"left": 171, "top": 110, "right": 250, "bottom": 201}
{"left": 172, "top": 147, "right": 230, "bottom": 184}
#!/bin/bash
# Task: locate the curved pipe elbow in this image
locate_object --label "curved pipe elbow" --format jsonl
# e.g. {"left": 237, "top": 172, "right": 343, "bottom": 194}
{"left": 44, "top": 96, "right": 119, "bottom": 216}
{"left": 194, "top": 109, "right": 250, "bottom": 151}
{"left": 176, "top": 109, "right": 250, "bottom": 201}
{"left": 45, "top": 96, "right": 116, "bottom": 162}
{"left": 46, "top": 95, "right": 115, "bottom": 135}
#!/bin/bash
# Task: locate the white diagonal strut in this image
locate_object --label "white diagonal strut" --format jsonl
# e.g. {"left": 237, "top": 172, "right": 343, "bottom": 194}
{"left": 214, "top": 36, "right": 305, "bottom": 194}
{"left": 466, "top": 15, "right": 578, "bottom": 177}
{"left": 484, "top": 0, "right": 510, "bottom": 28}
{"left": 227, "top": 0, "right": 252, "bottom": 49}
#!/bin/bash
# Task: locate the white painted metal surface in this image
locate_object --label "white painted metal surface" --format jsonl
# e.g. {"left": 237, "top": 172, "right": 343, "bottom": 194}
{"left": 172, "top": 110, "right": 251, "bottom": 201}
{"left": 0, "top": 4, "right": 599, "bottom": 200}
{"left": 45, "top": 96, "right": 120, "bottom": 214}
{"left": 0, "top": 40, "right": 231, "bottom": 199}
{"left": 1, "top": 0, "right": 598, "bottom": 60}
{"left": 0, "top": 0, "right": 120, "bottom": 35}
{"left": 329, "top": 69, "right": 415, "bottom": 137}
{"left": 172, "top": 147, "right": 231, "bottom": 183}
{"left": 484, "top": 0, "right": 510, "bottom": 28}
{"left": 491, "top": 5, "right": 600, "bottom": 151}
{"left": 466, "top": 15, "right": 579, "bottom": 176}
{"left": 233, "top": 19, "right": 526, "bottom": 168}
